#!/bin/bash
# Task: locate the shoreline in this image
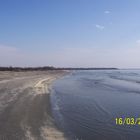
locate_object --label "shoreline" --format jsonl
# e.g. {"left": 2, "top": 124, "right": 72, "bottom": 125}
{"left": 0, "top": 70, "right": 70, "bottom": 140}
{"left": 33, "top": 72, "right": 69, "bottom": 140}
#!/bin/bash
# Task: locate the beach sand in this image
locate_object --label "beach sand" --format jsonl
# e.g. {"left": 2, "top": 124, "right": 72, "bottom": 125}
{"left": 0, "top": 70, "right": 69, "bottom": 140}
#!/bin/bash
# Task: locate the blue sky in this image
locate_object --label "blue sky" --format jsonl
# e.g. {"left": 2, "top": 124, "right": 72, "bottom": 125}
{"left": 0, "top": 0, "right": 140, "bottom": 68}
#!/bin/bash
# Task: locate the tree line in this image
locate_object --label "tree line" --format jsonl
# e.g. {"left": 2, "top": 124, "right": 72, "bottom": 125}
{"left": 0, "top": 66, "right": 118, "bottom": 71}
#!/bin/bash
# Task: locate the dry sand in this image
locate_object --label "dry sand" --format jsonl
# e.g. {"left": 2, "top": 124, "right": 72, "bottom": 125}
{"left": 0, "top": 70, "right": 69, "bottom": 140}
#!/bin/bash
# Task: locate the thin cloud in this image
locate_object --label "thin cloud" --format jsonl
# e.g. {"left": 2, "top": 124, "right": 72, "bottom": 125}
{"left": 95, "top": 24, "right": 105, "bottom": 30}
{"left": 1, "top": 44, "right": 140, "bottom": 68}
{"left": 0, "top": 45, "right": 18, "bottom": 53}
{"left": 104, "top": 10, "right": 110, "bottom": 14}
{"left": 136, "top": 40, "right": 140, "bottom": 45}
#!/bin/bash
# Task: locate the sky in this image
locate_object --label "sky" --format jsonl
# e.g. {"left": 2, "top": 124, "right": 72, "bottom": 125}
{"left": 0, "top": 0, "right": 140, "bottom": 68}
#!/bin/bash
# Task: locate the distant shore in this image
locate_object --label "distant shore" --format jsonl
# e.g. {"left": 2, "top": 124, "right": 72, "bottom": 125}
{"left": 0, "top": 70, "right": 69, "bottom": 140}
{"left": 0, "top": 66, "right": 118, "bottom": 71}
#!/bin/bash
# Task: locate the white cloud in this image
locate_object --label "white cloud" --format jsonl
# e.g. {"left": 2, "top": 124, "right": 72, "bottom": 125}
{"left": 95, "top": 24, "right": 105, "bottom": 30}
{"left": 104, "top": 10, "right": 110, "bottom": 14}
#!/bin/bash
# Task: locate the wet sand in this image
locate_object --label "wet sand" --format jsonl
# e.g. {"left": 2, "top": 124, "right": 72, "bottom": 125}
{"left": 0, "top": 71, "right": 69, "bottom": 140}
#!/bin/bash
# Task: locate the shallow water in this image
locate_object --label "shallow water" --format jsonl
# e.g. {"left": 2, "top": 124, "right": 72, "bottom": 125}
{"left": 51, "top": 70, "right": 140, "bottom": 140}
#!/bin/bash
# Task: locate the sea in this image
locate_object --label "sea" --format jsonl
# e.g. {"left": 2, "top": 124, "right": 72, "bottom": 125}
{"left": 50, "top": 70, "right": 140, "bottom": 140}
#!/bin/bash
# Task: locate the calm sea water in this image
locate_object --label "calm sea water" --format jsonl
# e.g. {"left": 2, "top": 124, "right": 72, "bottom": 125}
{"left": 51, "top": 70, "right": 140, "bottom": 140}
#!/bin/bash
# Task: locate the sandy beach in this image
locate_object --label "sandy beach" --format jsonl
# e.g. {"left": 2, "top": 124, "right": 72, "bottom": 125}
{"left": 0, "top": 70, "right": 69, "bottom": 140}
